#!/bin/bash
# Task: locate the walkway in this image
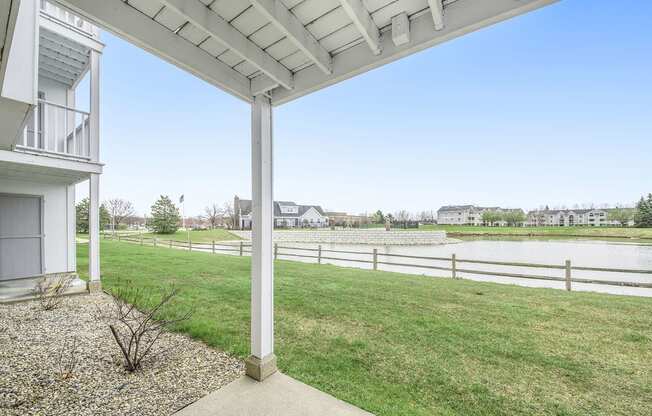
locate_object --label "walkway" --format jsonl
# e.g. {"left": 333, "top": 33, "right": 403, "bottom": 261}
{"left": 175, "top": 372, "right": 373, "bottom": 416}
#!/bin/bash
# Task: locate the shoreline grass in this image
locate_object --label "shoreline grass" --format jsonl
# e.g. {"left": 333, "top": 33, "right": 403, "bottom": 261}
{"left": 77, "top": 241, "right": 652, "bottom": 415}
{"left": 418, "top": 224, "right": 652, "bottom": 239}
{"left": 134, "top": 228, "right": 240, "bottom": 243}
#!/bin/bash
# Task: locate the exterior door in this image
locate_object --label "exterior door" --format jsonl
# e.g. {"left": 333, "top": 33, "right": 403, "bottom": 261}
{"left": 0, "top": 194, "right": 44, "bottom": 280}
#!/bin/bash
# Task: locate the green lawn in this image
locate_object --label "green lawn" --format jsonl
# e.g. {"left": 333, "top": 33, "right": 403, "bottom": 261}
{"left": 135, "top": 228, "right": 241, "bottom": 243}
{"left": 418, "top": 224, "right": 652, "bottom": 239}
{"left": 78, "top": 241, "right": 652, "bottom": 416}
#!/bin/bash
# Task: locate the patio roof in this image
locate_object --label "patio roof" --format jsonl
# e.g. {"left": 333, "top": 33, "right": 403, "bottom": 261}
{"left": 55, "top": 0, "right": 557, "bottom": 105}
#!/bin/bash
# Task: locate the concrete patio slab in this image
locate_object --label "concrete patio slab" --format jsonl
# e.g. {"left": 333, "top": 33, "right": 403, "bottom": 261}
{"left": 0, "top": 275, "right": 87, "bottom": 304}
{"left": 175, "top": 372, "right": 374, "bottom": 416}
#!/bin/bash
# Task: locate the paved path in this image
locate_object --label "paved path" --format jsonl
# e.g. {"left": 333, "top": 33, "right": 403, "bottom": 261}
{"left": 175, "top": 372, "right": 373, "bottom": 416}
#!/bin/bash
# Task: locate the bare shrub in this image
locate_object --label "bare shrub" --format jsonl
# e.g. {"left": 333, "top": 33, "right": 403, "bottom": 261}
{"left": 57, "top": 336, "right": 79, "bottom": 380}
{"left": 33, "top": 274, "right": 74, "bottom": 311}
{"left": 105, "top": 286, "right": 191, "bottom": 372}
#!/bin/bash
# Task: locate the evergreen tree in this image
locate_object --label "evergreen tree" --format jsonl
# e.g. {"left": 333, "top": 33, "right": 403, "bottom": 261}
{"left": 634, "top": 194, "right": 652, "bottom": 227}
{"left": 150, "top": 195, "right": 181, "bottom": 234}
{"left": 76, "top": 198, "right": 110, "bottom": 233}
{"left": 372, "top": 210, "right": 384, "bottom": 224}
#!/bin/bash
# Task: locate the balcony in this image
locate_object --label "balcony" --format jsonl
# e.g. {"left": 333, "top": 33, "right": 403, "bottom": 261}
{"left": 39, "top": 0, "right": 98, "bottom": 39}
{"left": 16, "top": 99, "right": 92, "bottom": 161}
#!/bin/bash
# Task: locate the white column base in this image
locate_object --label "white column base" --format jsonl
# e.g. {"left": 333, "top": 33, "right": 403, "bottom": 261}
{"left": 245, "top": 354, "right": 277, "bottom": 381}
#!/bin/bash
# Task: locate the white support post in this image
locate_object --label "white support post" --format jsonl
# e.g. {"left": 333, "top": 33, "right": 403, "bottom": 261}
{"left": 66, "top": 184, "right": 76, "bottom": 272}
{"left": 89, "top": 49, "right": 101, "bottom": 161}
{"left": 245, "top": 94, "right": 277, "bottom": 382}
{"left": 88, "top": 173, "right": 101, "bottom": 292}
{"left": 65, "top": 88, "right": 75, "bottom": 154}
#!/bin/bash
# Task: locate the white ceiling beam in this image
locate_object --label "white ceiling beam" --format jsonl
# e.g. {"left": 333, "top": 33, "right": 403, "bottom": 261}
{"left": 39, "top": 67, "right": 75, "bottom": 86}
{"left": 40, "top": 37, "right": 89, "bottom": 62}
{"left": 161, "top": 0, "right": 293, "bottom": 90}
{"left": 251, "top": 75, "right": 278, "bottom": 97}
{"left": 428, "top": 0, "right": 445, "bottom": 31}
{"left": 250, "top": 0, "right": 332, "bottom": 75}
{"left": 339, "top": 0, "right": 381, "bottom": 56}
{"left": 391, "top": 13, "right": 410, "bottom": 46}
{"left": 273, "top": 0, "right": 558, "bottom": 105}
{"left": 55, "top": 0, "right": 253, "bottom": 102}
{"left": 39, "top": 48, "right": 86, "bottom": 71}
{"left": 40, "top": 58, "right": 81, "bottom": 78}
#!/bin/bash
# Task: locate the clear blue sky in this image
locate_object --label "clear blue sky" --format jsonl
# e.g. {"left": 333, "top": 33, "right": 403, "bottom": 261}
{"left": 78, "top": 0, "right": 652, "bottom": 217}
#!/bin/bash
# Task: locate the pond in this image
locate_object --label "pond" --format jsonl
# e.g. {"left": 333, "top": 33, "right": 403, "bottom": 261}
{"left": 274, "top": 237, "right": 652, "bottom": 297}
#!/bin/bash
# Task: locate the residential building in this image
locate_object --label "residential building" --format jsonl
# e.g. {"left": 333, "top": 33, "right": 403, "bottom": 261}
{"left": 437, "top": 205, "right": 525, "bottom": 226}
{"left": 1, "top": 1, "right": 103, "bottom": 291}
{"left": 234, "top": 196, "right": 328, "bottom": 229}
{"left": 325, "top": 212, "right": 370, "bottom": 227}
{"left": 525, "top": 208, "right": 635, "bottom": 227}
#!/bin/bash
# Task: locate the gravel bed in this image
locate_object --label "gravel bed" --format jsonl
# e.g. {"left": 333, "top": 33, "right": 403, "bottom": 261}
{"left": 0, "top": 294, "right": 244, "bottom": 415}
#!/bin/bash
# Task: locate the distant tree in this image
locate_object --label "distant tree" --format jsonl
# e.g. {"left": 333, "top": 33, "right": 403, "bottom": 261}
{"left": 371, "top": 210, "right": 385, "bottom": 224}
{"left": 105, "top": 198, "right": 135, "bottom": 231}
{"left": 149, "top": 195, "right": 181, "bottom": 234}
{"left": 634, "top": 194, "right": 652, "bottom": 227}
{"left": 222, "top": 201, "right": 235, "bottom": 229}
{"left": 76, "top": 198, "right": 110, "bottom": 233}
{"left": 394, "top": 210, "right": 411, "bottom": 222}
{"left": 608, "top": 207, "right": 634, "bottom": 227}
{"left": 203, "top": 203, "right": 222, "bottom": 229}
{"left": 482, "top": 210, "right": 502, "bottom": 226}
{"left": 419, "top": 210, "right": 435, "bottom": 223}
{"left": 503, "top": 210, "right": 526, "bottom": 226}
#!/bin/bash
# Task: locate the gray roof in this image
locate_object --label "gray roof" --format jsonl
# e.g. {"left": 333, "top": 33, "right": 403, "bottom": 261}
{"left": 236, "top": 199, "right": 325, "bottom": 218}
{"left": 438, "top": 205, "right": 522, "bottom": 213}
{"left": 437, "top": 205, "right": 476, "bottom": 213}
{"left": 527, "top": 209, "right": 606, "bottom": 215}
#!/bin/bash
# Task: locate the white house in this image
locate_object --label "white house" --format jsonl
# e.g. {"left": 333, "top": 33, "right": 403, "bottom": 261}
{"left": 0, "top": 0, "right": 103, "bottom": 296}
{"left": 234, "top": 196, "right": 328, "bottom": 229}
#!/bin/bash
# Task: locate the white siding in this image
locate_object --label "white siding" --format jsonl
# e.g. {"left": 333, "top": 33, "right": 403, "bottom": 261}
{"left": 299, "top": 207, "right": 328, "bottom": 226}
{"left": 0, "top": 177, "right": 75, "bottom": 274}
{"left": 38, "top": 76, "right": 68, "bottom": 105}
{"left": 1, "top": 0, "right": 38, "bottom": 104}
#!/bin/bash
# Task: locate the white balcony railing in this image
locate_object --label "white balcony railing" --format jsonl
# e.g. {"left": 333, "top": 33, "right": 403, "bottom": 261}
{"left": 40, "top": 0, "right": 99, "bottom": 38}
{"left": 17, "top": 100, "right": 91, "bottom": 161}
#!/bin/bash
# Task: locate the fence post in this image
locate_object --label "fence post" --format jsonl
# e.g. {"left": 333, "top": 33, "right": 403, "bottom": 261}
{"left": 140, "top": 235, "right": 143, "bottom": 246}
{"left": 169, "top": 239, "right": 172, "bottom": 249}
{"left": 239, "top": 241, "right": 244, "bottom": 256}
{"left": 153, "top": 238, "right": 157, "bottom": 247}
{"left": 565, "top": 260, "right": 572, "bottom": 291}
{"left": 189, "top": 239, "right": 192, "bottom": 252}
{"left": 452, "top": 254, "right": 457, "bottom": 279}
{"left": 118, "top": 234, "right": 121, "bottom": 242}
{"left": 318, "top": 245, "right": 322, "bottom": 264}
{"left": 373, "top": 248, "right": 378, "bottom": 271}
{"left": 274, "top": 243, "right": 278, "bottom": 260}
{"left": 212, "top": 240, "right": 215, "bottom": 254}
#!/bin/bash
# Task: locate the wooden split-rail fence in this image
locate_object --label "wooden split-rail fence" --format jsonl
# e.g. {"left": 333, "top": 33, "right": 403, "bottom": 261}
{"left": 103, "top": 233, "right": 652, "bottom": 291}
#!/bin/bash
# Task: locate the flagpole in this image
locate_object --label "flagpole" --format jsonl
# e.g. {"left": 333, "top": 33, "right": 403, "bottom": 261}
{"left": 182, "top": 196, "right": 189, "bottom": 242}
{"left": 180, "top": 194, "right": 188, "bottom": 241}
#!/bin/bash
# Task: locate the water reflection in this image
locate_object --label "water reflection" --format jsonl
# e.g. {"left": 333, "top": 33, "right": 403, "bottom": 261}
{"left": 275, "top": 239, "right": 652, "bottom": 297}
